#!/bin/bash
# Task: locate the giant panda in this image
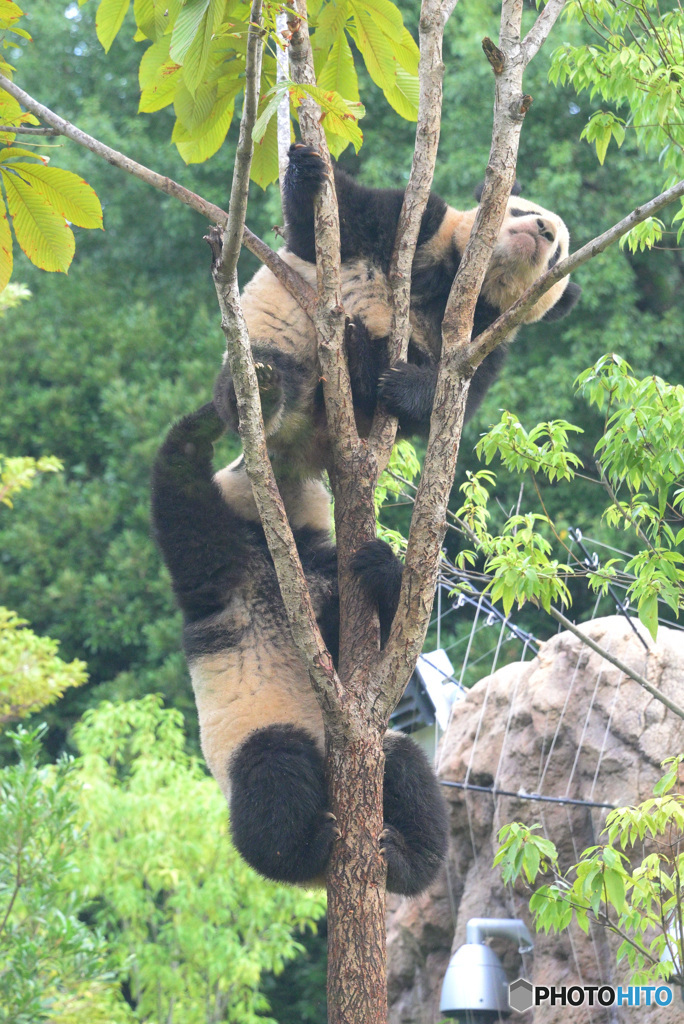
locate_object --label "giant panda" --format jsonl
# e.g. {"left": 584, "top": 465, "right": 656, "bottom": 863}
{"left": 151, "top": 401, "right": 449, "bottom": 894}
{"left": 213, "top": 145, "right": 581, "bottom": 476}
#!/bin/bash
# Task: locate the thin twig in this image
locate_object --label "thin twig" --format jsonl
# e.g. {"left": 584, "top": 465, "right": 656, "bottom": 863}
{"left": 0, "top": 125, "right": 61, "bottom": 135}
{"left": 548, "top": 605, "right": 684, "bottom": 720}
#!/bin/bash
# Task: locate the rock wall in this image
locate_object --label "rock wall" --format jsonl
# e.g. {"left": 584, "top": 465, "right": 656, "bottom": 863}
{"left": 387, "top": 616, "right": 684, "bottom": 1024}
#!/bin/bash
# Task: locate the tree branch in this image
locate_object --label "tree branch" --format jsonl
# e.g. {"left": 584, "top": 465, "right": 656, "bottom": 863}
{"left": 376, "top": 0, "right": 531, "bottom": 714}
{"left": 0, "top": 124, "right": 61, "bottom": 135}
{"left": 367, "top": 0, "right": 446, "bottom": 464}
{"left": 0, "top": 73, "right": 318, "bottom": 318}
{"left": 207, "top": 2, "right": 347, "bottom": 720}
{"left": 521, "top": 0, "right": 568, "bottom": 65}
{"left": 467, "top": 175, "right": 684, "bottom": 369}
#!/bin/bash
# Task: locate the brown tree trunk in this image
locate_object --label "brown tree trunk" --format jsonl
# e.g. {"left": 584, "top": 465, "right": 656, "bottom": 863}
{"left": 326, "top": 732, "right": 387, "bottom": 1024}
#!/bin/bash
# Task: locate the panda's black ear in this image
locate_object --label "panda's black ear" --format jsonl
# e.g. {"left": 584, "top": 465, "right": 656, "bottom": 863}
{"left": 541, "top": 281, "right": 582, "bottom": 322}
{"left": 473, "top": 179, "right": 523, "bottom": 202}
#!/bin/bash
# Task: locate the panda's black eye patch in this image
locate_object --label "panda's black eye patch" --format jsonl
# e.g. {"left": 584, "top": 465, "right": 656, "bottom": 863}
{"left": 510, "top": 208, "right": 542, "bottom": 218}
{"left": 548, "top": 244, "right": 561, "bottom": 268}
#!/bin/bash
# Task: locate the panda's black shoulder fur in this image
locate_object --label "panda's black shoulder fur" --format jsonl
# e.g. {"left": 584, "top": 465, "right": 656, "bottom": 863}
{"left": 283, "top": 144, "right": 447, "bottom": 271}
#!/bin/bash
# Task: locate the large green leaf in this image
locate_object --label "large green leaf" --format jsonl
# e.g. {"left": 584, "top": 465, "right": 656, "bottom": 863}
{"left": 180, "top": 5, "right": 216, "bottom": 95}
{"left": 0, "top": 88, "right": 22, "bottom": 142}
{"left": 2, "top": 168, "right": 75, "bottom": 272}
{"left": 170, "top": 0, "right": 211, "bottom": 64}
{"left": 318, "top": 31, "right": 359, "bottom": 101}
{"left": 312, "top": 0, "right": 349, "bottom": 61}
{"left": 391, "top": 26, "right": 419, "bottom": 75}
{"left": 173, "top": 92, "right": 235, "bottom": 162}
{"left": 139, "top": 37, "right": 183, "bottom": 111}
{"left": 383, "top": 66, "right": 418, "bottom": 121}
{"left": 348, "top": 5, "right": 395, "bottom": 90}
{"left": 5, "top": 164, "right": 103, "bottom": 229}
{"left": 0, "top": 201, "right": 12, "bottom": 293}
{"left": 0, "top": 146, "right": 45, "bottom": 161}
{"left": 95, "top": 0, "right": 131, "bottom": 52}
{"left": 355, "top": 0, "right": 402, "bottom": 42}
{"left": 250, "top": 105, "right": 279, "bottom": 189}
{"left": 140, "top": 59, "right": 183, "bottom": 111}
{"left": 252, "top": 82, "right": 288, "bottom": 145}
{"left": 133, "top": 0, "right": 169, "bottom": 40}
{"left": 174, "top": 79, "right": 218, "bottom": 131}
{"left": 0, "top": 0, "right": 24, "bottom": 26}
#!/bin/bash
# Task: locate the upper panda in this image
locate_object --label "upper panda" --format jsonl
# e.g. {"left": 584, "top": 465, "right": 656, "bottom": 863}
{"left": 213, "top": 145, "right": 581, "bottom": 476}
{"left": 151, "top": 401, "right": 449, "bottom": 894}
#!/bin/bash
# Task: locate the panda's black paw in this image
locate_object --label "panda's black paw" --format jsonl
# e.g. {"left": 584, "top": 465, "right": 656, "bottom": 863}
{"left": 351, "top": 540, "right": 403, "bottom": 645}
{"left": 378, "top": 361, "right": 437, "bottom": 431}
{"left": 160, "top": 402, "right": 224, "bottom": 461}
{"left": 287, "top": 143, "right": 328, "bottom": 192}
{"left": 351, "top": 540, "right": 402, "bottom": 598}
{"left": 254, "top": 361, "right": 284, "bottom": 425}
{"left": 379, "top": 825, "right": 415, "bottom": 894}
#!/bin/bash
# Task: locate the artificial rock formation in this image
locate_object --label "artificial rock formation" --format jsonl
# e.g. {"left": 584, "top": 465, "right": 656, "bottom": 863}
{"left": 387, "top": 616, "right": 684, "bottom": 1024}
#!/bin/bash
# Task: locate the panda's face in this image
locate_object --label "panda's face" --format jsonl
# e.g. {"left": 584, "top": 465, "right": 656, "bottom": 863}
{"left": 429, "top": 196, "right": 574, "bottom": 324}
{"left": 496, "top": 196, "right": 569, "bottom": 272}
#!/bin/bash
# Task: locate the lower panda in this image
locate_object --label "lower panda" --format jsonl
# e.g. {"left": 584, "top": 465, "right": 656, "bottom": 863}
{"left": 151, "top": 401, "right": 449, "bottom": 894}
{"left": 214, "top": 145, "right": 581, "bottom": 475}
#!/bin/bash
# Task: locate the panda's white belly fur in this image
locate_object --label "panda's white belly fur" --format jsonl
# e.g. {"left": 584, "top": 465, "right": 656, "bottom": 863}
{"left": 242, "top": 251, "right": 396, "bottom": 355}
{"left": 189, "top": 633, "right": 324, "bottom": 801}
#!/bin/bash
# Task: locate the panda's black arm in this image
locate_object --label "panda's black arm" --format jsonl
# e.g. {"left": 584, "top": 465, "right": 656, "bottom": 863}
{"left": 151, "top": 403, "right": 254, "bottom": 623}
{"left": 284, "top": 145, "right": 445, "bottom": 271}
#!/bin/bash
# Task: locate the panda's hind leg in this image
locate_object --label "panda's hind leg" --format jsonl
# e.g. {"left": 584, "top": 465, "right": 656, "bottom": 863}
{"left": 381, "top": 732, "right": 449, "bottom": 896}
{"left": 229, "top": 724, "right": 337, "bottom": 884}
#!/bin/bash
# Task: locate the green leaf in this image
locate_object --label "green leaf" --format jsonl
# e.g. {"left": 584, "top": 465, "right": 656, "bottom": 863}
{"left": 383, "top": 66, "right": 419, "bottom": 121}
{"left": 170, "top": 0, "right": 211, "bottom": 64}
{"left": 0, "top": 200, "right": 12, "bottom": 293}
{"left": 348, "top": 4, "right": 396, "bottom": 90}
{"left": 0, "top": 146, "right": 47, "bottom": 162}
{"left": 2, "top": 168, "right": 75, "bottom": 273}
{"left": 252, "top": 82, "right": 288, "bottom": 145}
{"left": 312, "top": 0, "right": 349, "bottom": 60}
{"left": 250, "top": 105, "right": 279, "bottom": 189}
{"left": 95, "top": 0, "right": 131, "bottom": 52}
{"left": 133, "top": 0, "right": 169, "bottom": 39}
{"left": 140, "top": 52, "right": 183, "bottom": 112}
{"left": 318, "top": 31, "right": 359, "bottom": 101}
{"left": 174, "top": 79, "right": 217, "bottom": 131}
{"left": 6, "top": 164, "right": 103, "bottom": 229}
{"left": 173, "top": 91, "right": 235, "bottom": 162}
{"left": 355, "top": 0, "right": 403, "bottom": 41}
{"left": 638, "top": 592, "right": 659, "bottom": 641}
{"left": 180, "top": 3, "right": 218, "bottom": 95}
{"left": 603, "top": 868, "right": 626, "bottom": 913}
{"left": 390, "top": 25, "right": 419, "bottom": 75}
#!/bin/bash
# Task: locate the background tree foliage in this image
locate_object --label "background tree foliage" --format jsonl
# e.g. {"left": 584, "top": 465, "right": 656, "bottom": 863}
{"left": 1, "top": 0, "right": 684, "bottom": 1018}
{"left": 0, "top": 698, "right": 325, "bottom": 1024}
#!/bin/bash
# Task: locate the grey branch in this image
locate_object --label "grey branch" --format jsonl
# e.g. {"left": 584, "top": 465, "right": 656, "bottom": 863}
{"left": 209, "top": 1, "right": 345, "bottom": 716}
{"left": 468, "top": 175, "right": 684, "bottom": 369}
{"left": 368, "top": 0, "right": 446, "bottom": 462}
{"left": 522, "top": 0, "right": 568, "bottom": 65}
{"left": 0, "top": 124, "right": 61, "bottom": 135}
{"left": 0, "top": 73, "right": 317, "bottom": 318}
{"left": 377, "top": 0, "right": 529, "bottom": 709}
